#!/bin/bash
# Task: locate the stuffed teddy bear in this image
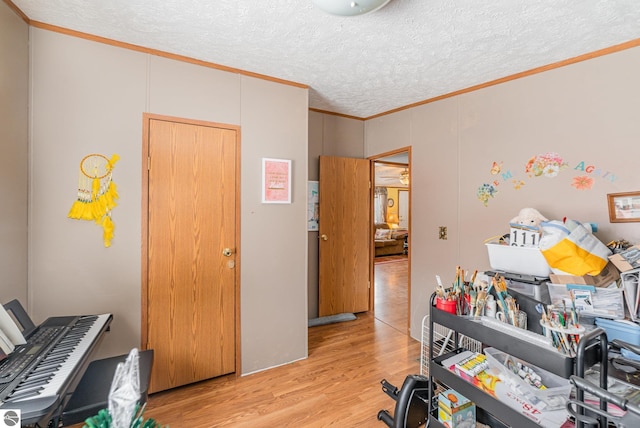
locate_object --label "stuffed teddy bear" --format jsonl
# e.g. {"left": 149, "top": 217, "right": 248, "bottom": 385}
{"left": 510, "top": 207, "right": 548, "bottom": 229}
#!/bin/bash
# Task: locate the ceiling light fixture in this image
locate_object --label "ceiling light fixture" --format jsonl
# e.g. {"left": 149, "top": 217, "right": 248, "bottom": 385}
{"left": 399, "top": 169, "right": 409, "bottom": 185}
{"left": 311, "top": 0, "right": 392, "bottom": 16}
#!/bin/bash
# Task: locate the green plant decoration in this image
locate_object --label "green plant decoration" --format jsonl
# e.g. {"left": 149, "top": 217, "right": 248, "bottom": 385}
{"left": 83, "top": 404, "right": 166, "bottom": 428}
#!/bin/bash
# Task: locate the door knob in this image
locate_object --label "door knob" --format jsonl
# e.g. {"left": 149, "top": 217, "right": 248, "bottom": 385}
{"left": 320, "top": 234, "right": 328, "bottom": 241}
{"left": 222, "top": 248, "right": 234, "bottom": 257}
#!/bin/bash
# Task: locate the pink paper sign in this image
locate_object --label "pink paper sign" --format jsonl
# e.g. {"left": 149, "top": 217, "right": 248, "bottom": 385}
{"left": 262, "top": 158, "right": 291, "bottom": 203}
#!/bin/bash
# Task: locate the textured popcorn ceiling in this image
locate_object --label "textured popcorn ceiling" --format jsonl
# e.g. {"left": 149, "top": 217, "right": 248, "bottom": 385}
{"left": 13, "top": 0, "right": 640, "bottom": 118}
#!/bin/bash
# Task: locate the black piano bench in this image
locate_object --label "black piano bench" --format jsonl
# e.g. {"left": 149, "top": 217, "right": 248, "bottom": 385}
{"left": 61, "top": 349, "right": 154, "bottom": 426}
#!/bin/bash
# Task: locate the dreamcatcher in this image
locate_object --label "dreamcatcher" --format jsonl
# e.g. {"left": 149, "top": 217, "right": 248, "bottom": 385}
{"left": 68, "top": 153, "right": 120, "bottom": 247}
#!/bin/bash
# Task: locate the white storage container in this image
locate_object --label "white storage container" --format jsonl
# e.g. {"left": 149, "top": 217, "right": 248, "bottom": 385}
{"left": 486, "top": 242, "right": 552, "bottom": 277}
{"left": 484, "top": 347, "right": 571, "bottom": 410}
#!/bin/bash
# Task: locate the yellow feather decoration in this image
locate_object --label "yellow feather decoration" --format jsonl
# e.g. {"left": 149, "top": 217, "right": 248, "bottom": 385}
{"left": 92, "top": 177, "right": 100, "bottom": 200}
{"left": 68, "top": 153, "right": 120, "bottom": 247}
{"left": 106, "top": 154, "right": 120, "bottom": 171}
{"left": 102, "top": 215, "right": 115, "bottom": 248}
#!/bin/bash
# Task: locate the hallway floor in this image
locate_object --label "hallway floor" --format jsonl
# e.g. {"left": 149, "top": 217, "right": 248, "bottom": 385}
{"left": 374, "top": 255, "right": 409, "bottom": 334}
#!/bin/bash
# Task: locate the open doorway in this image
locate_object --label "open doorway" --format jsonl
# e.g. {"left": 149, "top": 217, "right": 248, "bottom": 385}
{"left": 370, "top": 149, "right": 410, "bottom": 334}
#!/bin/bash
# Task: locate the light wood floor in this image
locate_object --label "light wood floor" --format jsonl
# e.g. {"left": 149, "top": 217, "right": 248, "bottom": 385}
{"left": 374, "top": 255, "right": 409, "bottom": 334}
{"left": 68, "top": 258, "right": 415, "bottom": 427}
{"left": 138, "top": 313, "right": 420, "bottom": 427}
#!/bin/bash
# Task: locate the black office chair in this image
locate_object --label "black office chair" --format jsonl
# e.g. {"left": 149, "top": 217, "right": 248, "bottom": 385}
{"left": 377, "top": 374, "right": 431, "bottom": 428}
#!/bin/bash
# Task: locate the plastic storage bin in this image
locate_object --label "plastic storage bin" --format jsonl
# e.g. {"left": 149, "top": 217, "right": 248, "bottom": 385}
{"left": 595, "top": 318, "right": 640, "bottom": 346}
{"left": 483, "top": 347, "right": 571, "bottom": 410}
{"left": 485, "top": 243, "right": 552, "bottom": 277}
{"left": 504, "top": 278, "right": 550, "bottom": 303}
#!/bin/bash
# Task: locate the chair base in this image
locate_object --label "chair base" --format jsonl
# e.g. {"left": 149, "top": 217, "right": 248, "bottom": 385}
{"left": 377, "top": 374, "right": 431, "bottom": 428}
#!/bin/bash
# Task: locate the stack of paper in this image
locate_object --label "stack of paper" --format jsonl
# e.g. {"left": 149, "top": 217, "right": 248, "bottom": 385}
{"left": 621, "top": 268, "right": 640, "bottom": 321}
{"left": 0, "top": 304, "right": 26, "bottom": 355}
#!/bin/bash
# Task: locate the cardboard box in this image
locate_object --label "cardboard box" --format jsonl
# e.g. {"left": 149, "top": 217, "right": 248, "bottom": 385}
{"left": 438, "top": 389, "right": 476, "bottom": 428}
{"left": 609, "top": 245, "right": 640, "bottom": 273}
{"left": 548, "top": 261, "right": 619, "bottom": 287}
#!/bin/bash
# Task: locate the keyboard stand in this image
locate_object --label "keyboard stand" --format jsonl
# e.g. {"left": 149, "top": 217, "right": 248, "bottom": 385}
{"left": 61, "top": 349, "right": 154, "bottom": 426}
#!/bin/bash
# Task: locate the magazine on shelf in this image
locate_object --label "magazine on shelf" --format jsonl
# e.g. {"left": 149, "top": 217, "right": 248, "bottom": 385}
{"left": 621, "top": 268, "right": 640, "bottom": 321}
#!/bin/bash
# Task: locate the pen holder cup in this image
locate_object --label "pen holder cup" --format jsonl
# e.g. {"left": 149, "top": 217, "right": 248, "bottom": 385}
{"left": 436, "top": 297, "right": 457, "bottom": 315}
{"left": 540, "top": 321, "right": 585, "bottom": 356}
{"left": 496, "top": 310, "right": 527, "bottom": 329}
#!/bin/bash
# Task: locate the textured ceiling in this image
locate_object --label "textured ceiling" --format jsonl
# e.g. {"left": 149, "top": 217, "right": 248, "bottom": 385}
{"left": 12, "top": 0, "right": 640, "bottom": 118}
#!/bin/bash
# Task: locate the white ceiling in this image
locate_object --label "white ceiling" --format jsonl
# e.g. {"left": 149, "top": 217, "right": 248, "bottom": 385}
{"left": 12, "top": 0, "right": 640, "bottom": 118}
{"left": 375, "top": 162, "right": 408, "bottom": 188}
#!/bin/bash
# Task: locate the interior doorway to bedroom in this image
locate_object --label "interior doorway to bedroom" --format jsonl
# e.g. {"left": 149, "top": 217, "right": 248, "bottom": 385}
{"left": 371, "top": 148, "right": 410, "bottom": 335}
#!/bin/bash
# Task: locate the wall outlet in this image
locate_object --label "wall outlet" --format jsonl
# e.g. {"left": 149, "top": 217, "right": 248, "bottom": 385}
{"left": 439, "top": 226, "right": 447, "bottom": 240}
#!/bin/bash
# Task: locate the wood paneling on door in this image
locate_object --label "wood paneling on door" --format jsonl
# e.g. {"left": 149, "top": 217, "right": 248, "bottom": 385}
{"left": 143, "top": 115, "right": 239, "bottom": 393}
{"left": 318, "top": 156, "right": 371, "bottom": 316}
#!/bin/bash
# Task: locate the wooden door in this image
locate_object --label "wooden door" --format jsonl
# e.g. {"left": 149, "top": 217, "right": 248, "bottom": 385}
{"left": 142, "top": 114, "right": 239, "bottom": 393}
{"left": 399, "top": 189, "right": 409, "bottom": 229}
{"left": 318, "top": 156, "right": 371, "bottom": 316}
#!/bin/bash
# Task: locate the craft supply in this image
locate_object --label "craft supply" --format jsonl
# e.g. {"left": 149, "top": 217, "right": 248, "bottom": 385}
{"left": 474, "top": 289, "right": 487, "bottom": 316}
{"left": 454, "top": 352, "right": 489, "bottom": 379}
{"left": 492, "top": 274, "right": 510, "bottom": 321}
{"left": 485, "top": 295, "right": 496, "bottom": 318}
{"left": 497, "top": 309, "right": 527, "bottom": 329}
{"left": 540, "top": 304, "right": 585, "bottom": 356}
{"left": 468, "top": 270, "right": 478, "bottom": 291}
{"left": 469, "top": 289, "right": 477, "bottom": 315}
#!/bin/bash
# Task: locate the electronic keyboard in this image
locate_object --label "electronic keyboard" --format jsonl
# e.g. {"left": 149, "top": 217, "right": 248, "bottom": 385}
{"left": 0, "top": 312, "right": 112, "bottom": 426}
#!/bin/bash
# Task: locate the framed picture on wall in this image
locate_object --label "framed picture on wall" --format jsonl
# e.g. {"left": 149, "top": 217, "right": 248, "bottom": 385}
{"left": 262, "top": 158, "right": 292, "bottom": 204}
{"left": 607, "top": 191, "right": 640, "bottom": 223}
{"left": 307, "top": 181, "right": 319, "bottom": 231}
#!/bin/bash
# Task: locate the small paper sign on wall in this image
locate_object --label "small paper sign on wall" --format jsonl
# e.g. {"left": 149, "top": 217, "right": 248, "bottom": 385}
{"left": 262, "top": 158, "right": 292, "bottom": 204}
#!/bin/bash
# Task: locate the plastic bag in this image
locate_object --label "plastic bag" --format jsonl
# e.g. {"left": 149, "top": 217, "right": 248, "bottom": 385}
{"left": 108, "top": 348, "right": 141, "bottom": 428}
{"left": 539, "top": 219, "right": 611, "bottom": 276}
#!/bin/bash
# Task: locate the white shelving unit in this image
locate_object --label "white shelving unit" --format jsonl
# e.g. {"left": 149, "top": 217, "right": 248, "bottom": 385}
{"left": 420, "top": 314, "right": 481, "bottom": 376}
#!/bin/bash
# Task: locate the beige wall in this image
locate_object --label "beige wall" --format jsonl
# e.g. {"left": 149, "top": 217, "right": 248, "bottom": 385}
{"left": 307, "top": 111, "right": 364, "bottom": 319}
{"left": 239, "top": 76, "right": 309, "bottom": 372}
{"left": 27, "top": 27, "right": 308, "bottom": 374}
{"left": 6, "top": 0, "right": 640, "bottom": 375}
{"left": 386, "top": 188, "right": 400, "bottom": 222}
{"left": 366, "top": 46, "right": 640, "bottom": 341}
{"left": 0, "top": 4, "right": 28, "bottom": 305}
